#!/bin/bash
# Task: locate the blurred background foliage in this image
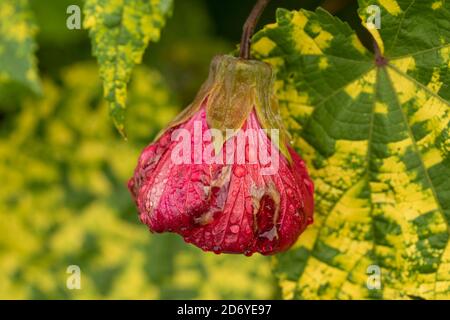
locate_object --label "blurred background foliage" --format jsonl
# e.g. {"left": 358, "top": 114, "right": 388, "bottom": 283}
{"left": 0, "top": 0, "right": 365, "bottom": 299}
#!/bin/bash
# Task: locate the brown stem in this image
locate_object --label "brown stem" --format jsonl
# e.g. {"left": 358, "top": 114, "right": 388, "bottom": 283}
{"left": 239, "top": 0, "right": 271, "bottom": 60}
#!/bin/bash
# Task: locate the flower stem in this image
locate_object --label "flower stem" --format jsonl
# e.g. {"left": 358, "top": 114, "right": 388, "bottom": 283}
{"left": 373, "top": 40, "right": 388, "bottom": 66}
{"left": 239, "top": 0, "right": 271, "bottom": 60}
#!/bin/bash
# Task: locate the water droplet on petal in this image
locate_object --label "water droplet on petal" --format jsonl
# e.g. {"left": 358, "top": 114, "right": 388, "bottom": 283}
{"left": 230, "top": 225, "right": 239, "bottom": 233}
{"left": 233, "top": 165, "right": 247, "bottom": 178}
{"left": 286, "top": 188, "right": 294, "bottom": 197}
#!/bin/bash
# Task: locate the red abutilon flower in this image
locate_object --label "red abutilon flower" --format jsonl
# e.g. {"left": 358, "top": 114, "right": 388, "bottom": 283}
{"left": 128, "top": 55, "right": 314, "bottom": 255}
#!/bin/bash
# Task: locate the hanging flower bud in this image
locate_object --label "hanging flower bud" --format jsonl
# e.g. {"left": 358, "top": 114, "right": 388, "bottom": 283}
{"left": 128, "top": 55, "right": 314, "bottom": 255}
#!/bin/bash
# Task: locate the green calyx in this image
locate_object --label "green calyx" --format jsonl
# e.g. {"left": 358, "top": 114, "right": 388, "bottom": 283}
{"left": 165, "top": 54, "right": 291, "bottom": 161}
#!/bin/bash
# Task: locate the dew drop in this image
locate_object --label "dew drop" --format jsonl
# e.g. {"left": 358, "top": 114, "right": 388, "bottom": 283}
{"left": 286, "top": 188, "right": 294, "bottom": 197}
{"left": 230, "top": 225, "right": 239, "bottom": 234}
{"left": 233, "top": 165, "right": 247, "bottom": 178}
{"left": 103, "top": 13, "right": 122, "bottom": 28}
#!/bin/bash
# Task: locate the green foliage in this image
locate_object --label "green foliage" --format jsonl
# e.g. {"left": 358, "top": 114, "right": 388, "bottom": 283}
{"left": 1, "top": 0, "right": 448, "bottom": 301}
{"left": 253, "top": 0, "right": 450, "bottom": 299}
{"left": 0, "top": 0, "right": 40, "bottom": 93}
{"left": 83, "top": 0, "right": 173, "bottom": 136}
{"left": 0, "top": 62, "right": 275, "bottom": 299}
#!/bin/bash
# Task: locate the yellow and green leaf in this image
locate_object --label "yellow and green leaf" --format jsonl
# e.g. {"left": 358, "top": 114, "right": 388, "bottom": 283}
{"left": 253, "top": 0, "right": 450, "bottom": 299}
{"left": 0, "top": 0, "right": 41, "bottom": 93}
{"left": 83, "top": 0, "right": 173, "bottom": 136}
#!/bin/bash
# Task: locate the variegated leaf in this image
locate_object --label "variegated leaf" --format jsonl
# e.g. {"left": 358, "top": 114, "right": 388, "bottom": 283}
{"left": 253, "top": 0, "right": 450, "bottom": 299}
{"left": 0, "top": 0, "right": 40, "bottom": 93}
{"left": 84, "top": 0, "right": 173, "bottom": 136}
